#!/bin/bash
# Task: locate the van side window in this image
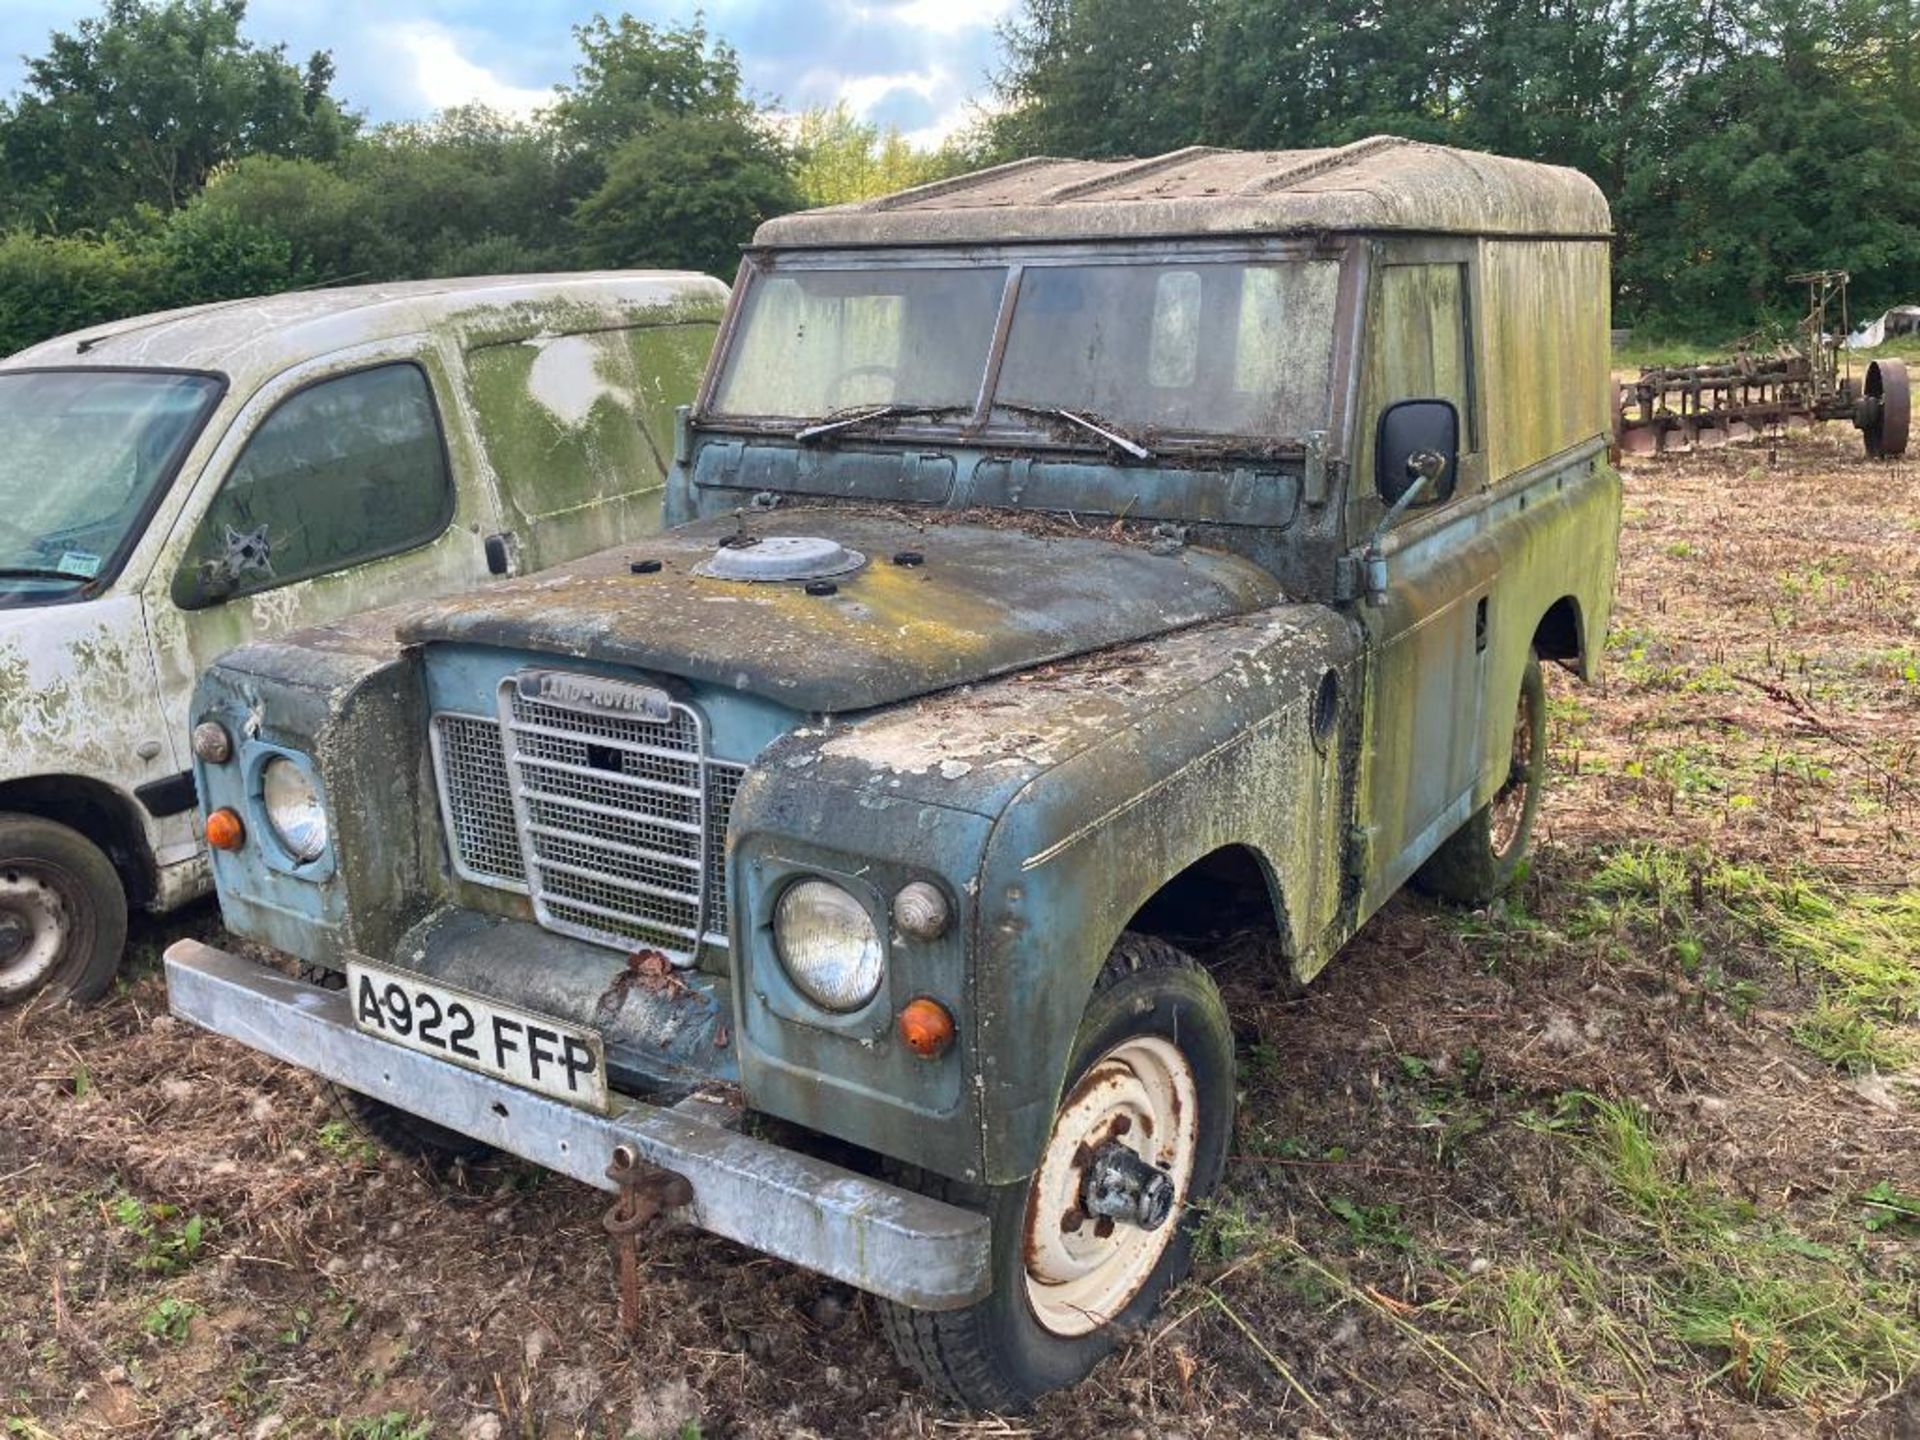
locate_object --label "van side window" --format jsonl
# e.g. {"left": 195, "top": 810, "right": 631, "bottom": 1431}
{"left": 464, "top": 322, "right": 718, "bottom": 573}
{"left": 174, "top": 363, "right": 453, "bottom": 608}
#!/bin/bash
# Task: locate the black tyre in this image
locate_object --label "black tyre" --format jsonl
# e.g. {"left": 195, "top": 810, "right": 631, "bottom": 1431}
{"left": 880, "top": 933, "right": 1235, "bottom": 1411}
{"left": 0, "top": 813, "right": 127, "bottom": 1005}
{"left": 301, "top": 964, "right": 496, "bottom": 1168}
{"left": 1415, "top": 648, "right": 1547, "bottom": 905}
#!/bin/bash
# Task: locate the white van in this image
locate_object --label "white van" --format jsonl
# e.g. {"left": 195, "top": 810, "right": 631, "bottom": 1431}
{"left": 0, "top": 272, "right": 727, "bottom": 1003}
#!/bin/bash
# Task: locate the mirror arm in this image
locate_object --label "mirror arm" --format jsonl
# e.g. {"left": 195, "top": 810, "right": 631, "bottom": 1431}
{"left": 1362, "top": 468, "right": 1435, "bottom": 608}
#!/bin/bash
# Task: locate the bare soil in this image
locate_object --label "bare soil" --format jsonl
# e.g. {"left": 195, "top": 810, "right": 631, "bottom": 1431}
{"left": 4, "top": 428, "right": 1918, "bottom": 1439}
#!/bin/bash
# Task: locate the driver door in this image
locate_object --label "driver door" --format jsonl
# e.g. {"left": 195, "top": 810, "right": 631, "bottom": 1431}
{"left": 143, "top": 340, "right": 503, "bottom": 759}
{"left": 1351, "top": 257, "right": 1496, "bottom": 907}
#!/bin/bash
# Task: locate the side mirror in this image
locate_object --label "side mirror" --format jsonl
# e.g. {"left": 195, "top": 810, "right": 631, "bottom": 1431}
{"left": 1375, "top": 398, "right": 1460, "bottom": 508}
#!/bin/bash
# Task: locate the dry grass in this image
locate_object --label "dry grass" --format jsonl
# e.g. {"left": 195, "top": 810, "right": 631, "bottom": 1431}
{"left": 3, "top": 426, "right": 1918, "bottom": 1438}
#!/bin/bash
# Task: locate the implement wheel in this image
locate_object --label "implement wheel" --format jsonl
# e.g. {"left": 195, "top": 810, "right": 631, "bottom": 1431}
{"left": 1862, "top": 359, "right": 1910, "bottom": 458}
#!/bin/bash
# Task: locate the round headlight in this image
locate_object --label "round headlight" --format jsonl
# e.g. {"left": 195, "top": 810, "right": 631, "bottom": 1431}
{"left": 774, "top": 879, "right": 884, "bottom": 1012}
{"left": 261, "top": 757, "right": 328, "bottom": 862}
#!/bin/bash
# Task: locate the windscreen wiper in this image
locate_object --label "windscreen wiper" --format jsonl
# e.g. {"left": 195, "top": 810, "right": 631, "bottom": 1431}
{"left": 0, "top": 567, "right": 87, "bottom": 583}
{"left": 792, "top": 403, "right": 972, "bottom": 443}
{"left": 992, "top": 403, "right": 1155, "bottom": 461}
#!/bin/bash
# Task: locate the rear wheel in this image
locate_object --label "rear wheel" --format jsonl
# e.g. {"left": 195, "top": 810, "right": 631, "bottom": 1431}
{"left": 0, "top": 814, "right": 126, "bottom": 1006}
{"left": 879, "top": 933, "right": 1235, "bottom": 1410}
{"left": 1415, "top": 649, "right": 1547, "bottom": 905}
{"left": 300, "top": 964, "right": 496, "bottom": 1168}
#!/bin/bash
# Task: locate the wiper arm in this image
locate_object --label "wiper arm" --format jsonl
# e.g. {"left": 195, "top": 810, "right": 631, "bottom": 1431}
{"left": 0, "top": 566, "right": 87, "bottom": 584}
{"left": 992, "top": 403, "right": 1155, "bottom": 461}
{"left": 792, "top": 403, "right": 973, "bottom": 444}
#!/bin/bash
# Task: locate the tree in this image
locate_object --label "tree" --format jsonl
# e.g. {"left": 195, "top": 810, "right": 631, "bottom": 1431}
{"left": 572, "top": 114, "right": 799, "bottom": 278}
{"left": 791, "top": 104, "right": 964, "bottom": 205}
{"left": 0, "top": 0, "right": 355, "bottom": 231}
{"left": 551, "top": 16, "right": 753, "bottom": 156}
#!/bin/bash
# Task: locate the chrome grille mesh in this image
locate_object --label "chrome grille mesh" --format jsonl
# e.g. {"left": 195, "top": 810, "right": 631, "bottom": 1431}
{"left": 429, "top": 681, "right": 745, "bottom": 964}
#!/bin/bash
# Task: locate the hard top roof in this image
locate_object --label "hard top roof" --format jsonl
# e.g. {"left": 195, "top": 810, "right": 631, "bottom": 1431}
{"left": 755, "top": 137, "right": 1611, "bottom": 249}
{"left": 1, "top": 271, "right": 728, "bottom": 382}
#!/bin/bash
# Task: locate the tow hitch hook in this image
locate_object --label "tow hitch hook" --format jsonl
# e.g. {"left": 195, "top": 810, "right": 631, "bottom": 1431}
{"left": 602, "top": 1145, "right": 693, "bottom": 1337}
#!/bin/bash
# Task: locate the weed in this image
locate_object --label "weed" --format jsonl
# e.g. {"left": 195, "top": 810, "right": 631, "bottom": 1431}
{"left": 1325, "top": 1196, "right": 1414, "bottom": 1253}
{"left": 1192, "top": 1194, "right": 1265, "bottom": 1263}
{"left": 315, "top": 1119, "right": 378, "bottom": 1166}
{"left": 1794, "top": 999, "right": 1911, "bottom": 1075}
{"left": 1861, "top": 1182, "right": 1920, "bottom": 1235}
{"left": 334, "top": 1414, "right": 431, "bottom": 1440}
{"left": 140, "top": 1297, "right": 198, "bottom": 1344}
{"left": 111, "top": 1195, "right": 213, "bottom": 1276}
{"left": 1496, "top": 1265, "right": 1565, "bottom": 1382}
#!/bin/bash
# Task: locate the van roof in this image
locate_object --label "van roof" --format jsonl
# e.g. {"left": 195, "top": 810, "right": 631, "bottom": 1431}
{"left": 755, "top": 137, "right": 1612, "bottom": 249}
{"left": 1, "top": 271, "right": 729, "bottom": 383}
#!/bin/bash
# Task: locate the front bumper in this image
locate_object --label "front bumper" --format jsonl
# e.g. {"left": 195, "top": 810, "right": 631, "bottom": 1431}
{"left": 164, "top": 940, "right": 992, "bottom": 1310}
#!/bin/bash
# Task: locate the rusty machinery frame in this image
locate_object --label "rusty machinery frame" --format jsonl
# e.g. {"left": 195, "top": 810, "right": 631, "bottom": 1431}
{"left": 1614, "top": 270, "right": 1911, "bottom": 459}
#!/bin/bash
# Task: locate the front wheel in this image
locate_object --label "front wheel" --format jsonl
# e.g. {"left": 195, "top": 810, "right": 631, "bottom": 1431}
{"left": 880, "top": 933, "right": 1235, "bottom": 1411}
{"left": 0, "top": 814, "right": 126, "bottom": 1005}
{"left": 1415, "top": 648, "right": 1547, "bottom": 905}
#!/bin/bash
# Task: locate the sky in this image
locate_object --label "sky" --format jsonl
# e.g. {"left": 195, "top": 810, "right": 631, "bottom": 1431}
{"left": 0, "top": 0, "right": 1016, "bottom": 147}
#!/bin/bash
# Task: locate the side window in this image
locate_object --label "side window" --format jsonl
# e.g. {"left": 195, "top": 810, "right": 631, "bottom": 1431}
{"left": 174, "top": 363, "right": 452, "bottom": 608}
{"left": 1359, "top": 263, "right": 1474, "bottom": 513}
{"left": 464, "top": 322, "right": 717, "bottom": 573}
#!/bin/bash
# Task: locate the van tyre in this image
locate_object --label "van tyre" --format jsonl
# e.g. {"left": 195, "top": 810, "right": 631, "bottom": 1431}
{"left": 0, "top": 814, "right": 126, "bottom": 1005}
{"left": 299, "top": 964, "right": 496, "bottom": 1168}
{"left": 1416, "top": 648, "right": 1547, "bottom": 906}
{"left": 879, "top": 933, "right": 1235, "bottom": 1411}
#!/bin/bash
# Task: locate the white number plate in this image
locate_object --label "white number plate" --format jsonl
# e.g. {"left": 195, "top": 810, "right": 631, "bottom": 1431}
{"left": 346, "top": 961, "right": 609, "bottom": 1113}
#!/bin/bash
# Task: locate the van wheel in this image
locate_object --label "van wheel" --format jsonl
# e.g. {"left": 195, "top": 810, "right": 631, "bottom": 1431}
{"left": 0, "top": 814, "right": 126, "bottom": 1005}
{"left": 1416, "top": 649, "right": 1547, "bottom": 906}
{"left": 879, "top": 933, "right": 1234, "bottom": 1411}
{"left": 299, "top": 964, "right": 496, "bottom": 1169}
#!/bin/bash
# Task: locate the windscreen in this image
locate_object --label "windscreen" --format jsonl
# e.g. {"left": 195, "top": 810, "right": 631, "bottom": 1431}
{"left": 0, "top": 369, "right": 222, "bottom": 603}
{"left": 708, "top": 255, "right": 1342, "bottom": 443}
{"left": 711, "top": 266, "right": 1008, "bottom": 417}
{"left": 996, "top": 260, "right": 1341, "bottom": 437}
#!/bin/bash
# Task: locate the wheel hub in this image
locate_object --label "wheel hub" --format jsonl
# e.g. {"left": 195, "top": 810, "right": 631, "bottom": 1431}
{"left": 1083, "top": 1141, "right": 1176, "bottom": 1231}
{"left": 0, "top": 868, "right": 70, "bottom": 997}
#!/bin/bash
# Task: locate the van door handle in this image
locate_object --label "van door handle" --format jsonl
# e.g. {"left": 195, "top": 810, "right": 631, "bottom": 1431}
{"left": 1475, "top": 596, "right": 1489, "bottom": 653}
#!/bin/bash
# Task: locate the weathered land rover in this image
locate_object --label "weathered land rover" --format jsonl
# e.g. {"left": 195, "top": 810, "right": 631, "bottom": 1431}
{"left": 167, "top": 138, "right": 1620, "bottom": 1408}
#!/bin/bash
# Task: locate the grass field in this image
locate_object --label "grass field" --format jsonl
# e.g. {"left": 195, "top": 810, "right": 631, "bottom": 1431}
{"left": 3, "top": 427, "right": 1918, "bottom": 1438}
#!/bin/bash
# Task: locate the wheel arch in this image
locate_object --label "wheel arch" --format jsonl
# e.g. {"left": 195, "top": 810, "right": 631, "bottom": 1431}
{"left": 1531, "top": 593, "right": 1589, "bottom": 678}
{"left": 1123, "top": 842, "right": 1292, "bottom": 960}
{"left": 0, "top": 774, "right": 158, "bottom": 908}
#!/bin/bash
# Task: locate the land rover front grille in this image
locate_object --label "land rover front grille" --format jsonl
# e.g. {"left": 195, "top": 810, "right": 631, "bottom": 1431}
{"left": 427, "top": 687, "right": 744, "bottom": 965}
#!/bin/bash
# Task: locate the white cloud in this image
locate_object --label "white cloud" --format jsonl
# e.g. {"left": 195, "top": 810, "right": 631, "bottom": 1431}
{"left": 853, "top": 0, "right": 1019, "bottom": 35}
{"left": 380, "top": 21, "right": 552, "bottom": 119}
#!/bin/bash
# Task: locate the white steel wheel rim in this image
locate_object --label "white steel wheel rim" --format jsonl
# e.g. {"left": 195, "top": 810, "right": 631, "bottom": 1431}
{"left": 0, "top": 867, "right": 72, "bottom": 999}
{"left": 1022, "top": 1034, "right": 1199, "bottom": 1338}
